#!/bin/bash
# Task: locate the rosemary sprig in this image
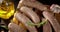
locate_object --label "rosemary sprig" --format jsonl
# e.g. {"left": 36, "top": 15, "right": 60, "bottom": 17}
{"left": 0, "top": 25, "right": 8, "bottom": 30}
{"left": 27, "top": 19, "right": 48, "bottom": 27}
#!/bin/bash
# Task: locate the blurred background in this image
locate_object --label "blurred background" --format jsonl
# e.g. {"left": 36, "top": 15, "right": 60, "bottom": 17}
{"left": 0, "top": 0, "right": 60, "bottom": 32}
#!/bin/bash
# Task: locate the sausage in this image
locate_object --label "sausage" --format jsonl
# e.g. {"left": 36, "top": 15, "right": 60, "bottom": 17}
{"left": 43, "top": 11, "right": 60, "bottom": 32}
{"left": 15, "top": 12, "right": 38, "bottom": 32}
{"left": 17, "top": 0, "right": 47, "bottom": 11}
{"left": 20, "top": 6, "right": 40, "bottom": 24}
{"left": 8, "top": 23, "right": 27, "bottom": 32}
{"left": 42, "top": 18, "right": 52, "bottom": 32}
{"left": 50, "top": 4, "right": 60, "bottom": 13}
